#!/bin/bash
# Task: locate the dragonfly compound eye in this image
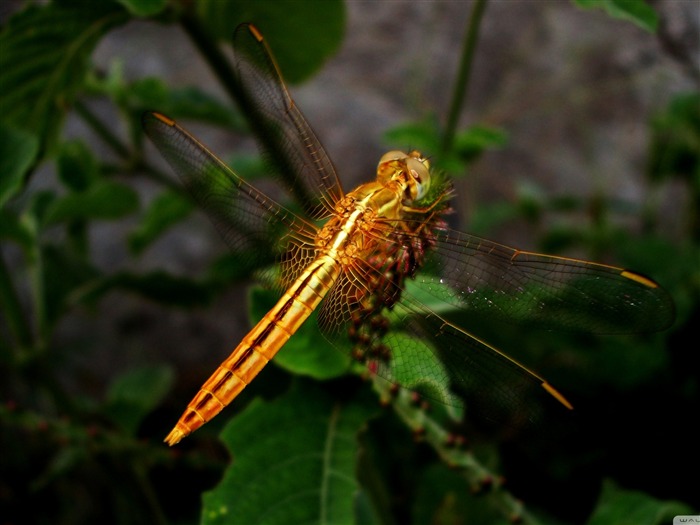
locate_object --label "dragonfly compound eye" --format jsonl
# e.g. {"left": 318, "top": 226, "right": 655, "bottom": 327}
{"left": 406, "top": 157, "right": 431, "bottom": 200}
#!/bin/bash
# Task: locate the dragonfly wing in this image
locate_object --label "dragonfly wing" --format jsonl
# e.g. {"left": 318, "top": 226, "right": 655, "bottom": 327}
{"left": 142, "top": 112, "right": 316, "bottom": 277}
{"left": 232, "top": 23, "right": 344, "bottom": 220}
{"left": 314, "top": 251, "right": 571, "bottom": 431}
{"left": 408, "top": 226, "right": 675, "bottom": 334}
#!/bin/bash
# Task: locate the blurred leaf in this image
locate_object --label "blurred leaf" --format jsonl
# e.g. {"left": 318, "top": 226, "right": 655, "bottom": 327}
{"left": 249, "top": 286, "right": 351, "bottom": 380}
{"left": 0, "top": 210, "right": 34, "bottom": 253}
{"left": 0, "top": 2, "right": 129, "bottom": 150}
{"left": 79, "top": 270, "right": 214, "bottom": 307}
{"left": 105, "top": 364, "right": 175, "bottom": 435}
{"left": 56, "top": 140, "right": 99, "bottom": 191}
{"left": 647, "top": 92, "right": 700, "bottom": 184}
{"left": 202, "top": 380, "right": 374, "bottom": 525}
{"left": 208, "top": 251, "right": 276, "bottom": 286}
{"left": 384, "top": 118, "right": 441, "bottom": 153}
{"left": 0, "top": 124, "right": 39, "bottom": 207}
{"left": 116, "top": 0, "right": 167, "bottom": 17}
{"left": 44, "top": 180, "right": 139, "bottom": 225}
{"left": 573, "top": 0, "right": 658, "bottom": 33}
{"left": 384, "top": 119, "right": 507, "bottom": 176}
{"left": 43, "top": 244, "right": 100, "bottom": 327}
{"left": 128, "top": 190, "right": 193, "bottom": 255}
{"left": 453, "top": 124, "right": 508, "bottom": 162}
{"left": 31, "top": 446, "right": 87, "bottom": 491}
{"left": 586, "top": 479, "right": 691, "bottom": 525}
{"left": 197, "top": 0, "right": 346, "bottom": 84}
{"left": 128, "top": 78, "right": 245, "bottom": 130}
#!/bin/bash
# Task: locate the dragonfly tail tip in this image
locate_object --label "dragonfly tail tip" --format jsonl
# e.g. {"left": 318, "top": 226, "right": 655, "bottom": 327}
{"left": 164, "top": 428, "right": 186, "bottom": 446}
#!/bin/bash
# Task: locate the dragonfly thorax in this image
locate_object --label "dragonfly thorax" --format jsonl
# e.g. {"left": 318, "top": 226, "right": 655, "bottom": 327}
{"left": 377, "top": 150, "right": 431, "bottom": 201}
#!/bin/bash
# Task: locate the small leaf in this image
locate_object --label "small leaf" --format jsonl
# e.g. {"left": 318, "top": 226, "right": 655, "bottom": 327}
{"left": 454, "top": 125, "right": 508, "bottom": 162}
{"left": 383, "top": 118, "right": 441, "bottom": 154}
{"left": 0, "top": 124, "right": 39, "bottom": 206}
{"left": 197, "top": 0, "right": 346, "bottom": 84}
{"left": 647, "top": 92, "right": 700, "bottom": 184}
{"left": 128, "top": 190, "right": 193, "bottom": 255}
{"left": 587, "top": 479, "right": 692, "bottom": 525}
{"left": 202, "top": 380, "right": 375, "bottom": 525}
{"left": 128, "top": 78, "right": 244, "bottom": 130}
{"left": 573, "top": 0, "right": 658, "bottom": 33}
{"left": 44, "top": 181, "right": 139, "bottom": 225}
{"left": 248, "top": 286, "right": 351, "bottom": 380}
{"left": 105, "top": 365, "right": 175, "bottom": 435}
{"left": 56, "top": 140, "right": 99, "bottom": 191}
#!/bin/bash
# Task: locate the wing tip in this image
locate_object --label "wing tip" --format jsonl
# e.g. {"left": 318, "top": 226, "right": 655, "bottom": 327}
{"left": 542, "top": 382, "right": 574, "bottom": 410}
{"left": 620, "top": 270, "right": 659, "bottom": 289}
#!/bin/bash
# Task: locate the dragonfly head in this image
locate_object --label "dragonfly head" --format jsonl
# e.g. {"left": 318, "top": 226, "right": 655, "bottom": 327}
{"left": 377, "top": 150, "right": 431, "bottom": 201}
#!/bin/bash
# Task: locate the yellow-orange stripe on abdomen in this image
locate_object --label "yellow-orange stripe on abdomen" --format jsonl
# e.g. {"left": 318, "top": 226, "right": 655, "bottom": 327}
{"left": 164, "top": 255, "right": 341, "bottom": 445}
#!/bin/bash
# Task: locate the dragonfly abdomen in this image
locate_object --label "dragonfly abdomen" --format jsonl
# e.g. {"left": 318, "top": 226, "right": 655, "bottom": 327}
{"left": 164, "top": 256, "right": 341, "bottom": 445}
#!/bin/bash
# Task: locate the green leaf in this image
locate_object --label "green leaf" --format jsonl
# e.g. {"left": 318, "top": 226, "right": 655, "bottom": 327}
{"left": 0, "top": 2, "right": 129, "bottom": 149}
{"left": 127, "top": 78, "right": 245, "bottom": 130}
{"left": 453, "top": 125, "right": 508, "bottom": 162}
{"left": 128, "top": 190, "right": 193, "bottom": 255}
{"left": 383, "top": 118, "right": 441, "bottom": 155}
{"left": 202, "top": 380, "right": 375, "bottom": 525}
{"left": 56, "top": 140, "right": 99, "bottom": 191}
{"left": 586, "top": 479, "right": 692, "bottom": 525}
{"left": 105, "top": 364, "right": 175, "bottom": 435}
{"left": 647, "top": 92, "right": 700, "bottom": 184}
{"left": 573, "top": 0, "right": 658, "bottom": 33}
{"left": 249, "top": 286, "right": 351, "bottom": 380}
{"left": 44, "top": 180, "right": 139, "bottom": 225}
{"left": 197, "top": 0, "right": 346, "bottom": 83}
{"left": 115, "top": 0, "right": 167, "bottom": 17}
{"left": 0, "top": 124, "right": 39, "bottom": 207}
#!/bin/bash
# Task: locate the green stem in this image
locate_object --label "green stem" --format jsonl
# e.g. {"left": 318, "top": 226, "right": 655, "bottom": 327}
{"left": 74, "top": 100, "right": 130, "bottom": 160}
{"left": 372, "top": 377, "right": 541, "bottom": 524}
{"left": 180, "top": 14, "right": 243, "bottom": 106}
{"left": 441, "top": 0, "right": 488, "bottom": 155}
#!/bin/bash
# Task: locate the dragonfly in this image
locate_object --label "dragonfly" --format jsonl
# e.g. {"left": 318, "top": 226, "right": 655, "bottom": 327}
{"left": 143, "top": 23, "right": 675, "bottom": 446}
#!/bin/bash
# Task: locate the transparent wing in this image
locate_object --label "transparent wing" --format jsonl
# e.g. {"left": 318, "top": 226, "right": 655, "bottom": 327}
{"left": 142, "top": 111, "right": 317, "bottom": 274}
{"left": 316, "top": 218, "right": 674, "bottom": 427}
{"left": 232, "top": 23, "right": 344, "bottom": 220}
{"left": 416, "top": 226, "right": 675, "bottom": 334}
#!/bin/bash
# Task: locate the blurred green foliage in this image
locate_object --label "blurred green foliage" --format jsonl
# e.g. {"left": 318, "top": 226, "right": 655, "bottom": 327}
{"left": 1, "top": 1, "right": 697, "bottom": 524}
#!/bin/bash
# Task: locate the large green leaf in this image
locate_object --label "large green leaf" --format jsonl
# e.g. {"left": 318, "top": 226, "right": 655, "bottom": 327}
{"left": 0, "top": 1, "right": 129, "bottom": 150}
{"left": 202, "top": 380, "right": 375, "bottom": 525}
{"left": 197, "top": 0, "right": 346, "bottom": 84}
{"left": 586, "top": 479, "right": 692, "bottom": 525}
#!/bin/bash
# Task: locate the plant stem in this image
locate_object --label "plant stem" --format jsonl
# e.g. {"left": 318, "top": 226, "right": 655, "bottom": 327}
{"left": 180, "top": 14, "right": 243, "bottom": 106}
{"left": 74, "top": 101, "right": 130, "bottom": 160}
{"left": 441, "top": 0, "right": 488, "bottom": 155}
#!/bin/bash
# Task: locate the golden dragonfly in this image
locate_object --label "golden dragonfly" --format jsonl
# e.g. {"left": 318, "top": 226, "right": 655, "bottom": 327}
{"left": 143, "top": 24, "right": 674, "bottom": 446}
